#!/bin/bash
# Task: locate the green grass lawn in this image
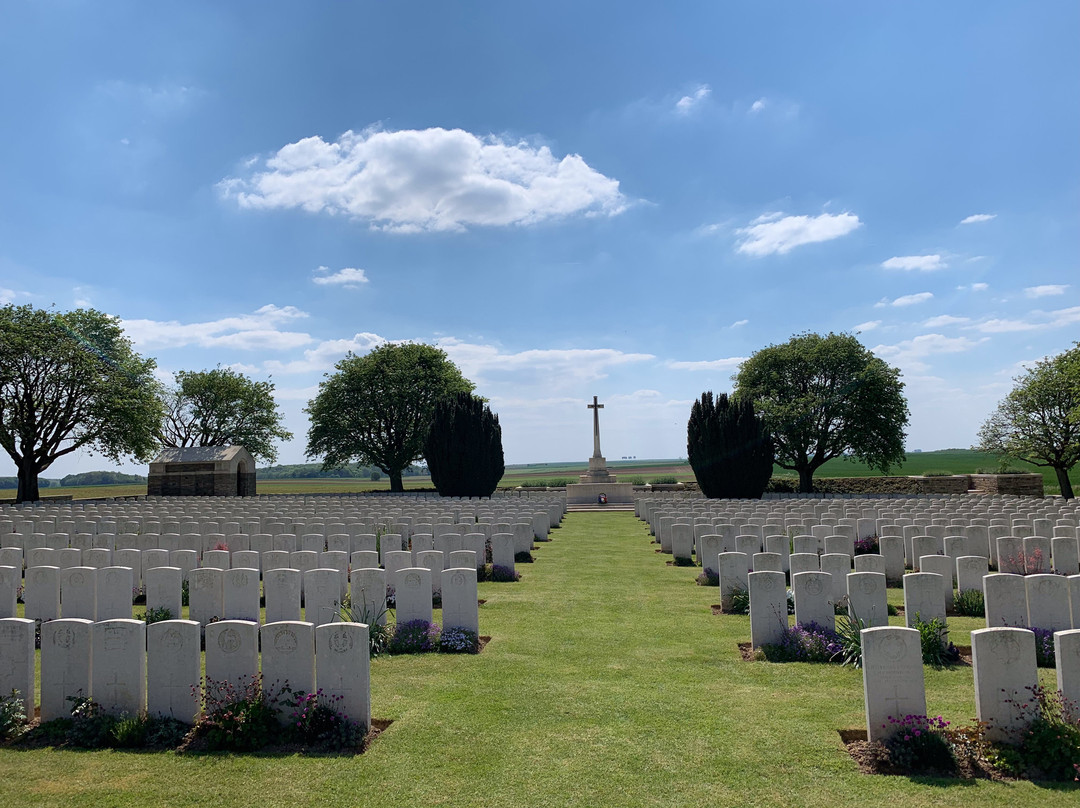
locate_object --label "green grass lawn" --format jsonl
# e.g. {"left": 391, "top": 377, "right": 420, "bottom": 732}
{"left": 0, "top": 512, "right": 1070, "bottom": 807}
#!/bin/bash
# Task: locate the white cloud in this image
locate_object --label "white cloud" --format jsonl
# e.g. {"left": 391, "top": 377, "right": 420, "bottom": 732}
{"left": 735, "top": 211, "right": 861, "bottom": 256}
{"left": 853, "top": 320, "right": 881, "bottom": 332}
{"left": 264, "top": 332, "right": 387, "bottom": 374}
{"left": 667, "top": 357, "right": 747, "bottom": 372}
{"left": 957, "top": 282, "right": 989, "bottom": 292}
{"left": 885, "top": 292, "right": 934, "bottom": 307}
{"left": 219, "top": 127, "right": 627, "bottom": 233}
{"left": 439, "top": 338, "right": 654, "bottom": 388}
{"left": 1024, "top": 284, "right": 1069, "bottom": 298}
{"left": 872, "top": 333, "right": 988, "bottom": 372}
{"left": 730, "top": 319, "right": 749, "bottom": 328}
{"left": 0, "top": 287, "right": 15, "bottom": 305}
{"left": 122, "top": 304, "right": 312, "bottom": 351}
{"left": 312, "top": 266, "right": 369, "bottom": 288}
{"left": 749, "top": 98, "right": 767, "bottom": 114}
{"left": 675, "top": 84, "right": 711, "bottom": 114}
{"left": 960, "top": 213, "right": 996, "bottom": 225}
{"left": 881, "top": 254, "right": 946, "bottom": 271}
{"left": 922, "top": 315, "right": 970, "bottom": 328}
{"left": 969, "top": 305, "right": 1080, "bottom": 334}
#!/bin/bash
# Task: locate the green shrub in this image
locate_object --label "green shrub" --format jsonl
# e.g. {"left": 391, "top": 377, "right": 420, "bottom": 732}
{"left": 954, "top": 589, "right": 985, "bottom": 617}
{"left": 196, "top": 675, "right": 281, "bottom": 752}
{"left": 920, "top": 469, "right": 955, "bottom": 477}
{"left": 687, "top": 391, "right": 773, "bottom": 499}
{"left": 912, "top": 614, "right": 960, "bottom": 667}
{"left": 139, "top": 606, "right": 174, "bottom": 624}
{"left": 628, "top": 476, "right": 646, "bottom": 486}
{"left": 66, "top": 697, "right": 118, "bottom": 748}
{"left": 649, "top": 475, "right": 679, "bottom": 485}
{"left": 883, "top": 714, "right": 955, "bottom": 773}
{"left": 833, "top": 601, "right": 865, "bottom": 668}
{"left": 728, "top": 587, "right": 750, "bottom": 615}
{"left": 338, "top": 600, "right": 393, "bottom": 658}
{"left": 0, "top": 690, "right": 27, "bottom": 740}
{"left": 988, "top": 685, "right": 1080, "bottom": 781}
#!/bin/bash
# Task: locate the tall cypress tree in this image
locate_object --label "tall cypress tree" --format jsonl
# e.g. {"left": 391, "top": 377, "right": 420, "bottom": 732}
{"left": 424, "top": 392, "right": 505, "bottom": 497}
{"left": 687, "top": 391, "right": 774, "bottom": 499}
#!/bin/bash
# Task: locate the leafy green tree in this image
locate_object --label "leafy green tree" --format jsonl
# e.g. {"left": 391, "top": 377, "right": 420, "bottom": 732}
{"left": 0, "top": 305, "right": 162, "bottom": 503}
{"left": 687, "top": 391, "right": 773, "bottom": 498}
{"left": 424, "top": 392, "right": 505, "bottom": 497}
{"left": 158, "top": 367, "right": 292, "bottom": 463}
{"left": 734, "top": 332, "right": 909, "bottom": 493}
{"left": 977, "top": 343, "right": 1080, "bottom": 499}
{"left": 305, "top": 343, "right": 474, "bottom": 492}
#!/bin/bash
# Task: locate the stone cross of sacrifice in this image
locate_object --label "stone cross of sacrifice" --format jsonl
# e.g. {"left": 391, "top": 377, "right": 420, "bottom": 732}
{"left": 588, "top": 396, "right": 604, "bottom": 459}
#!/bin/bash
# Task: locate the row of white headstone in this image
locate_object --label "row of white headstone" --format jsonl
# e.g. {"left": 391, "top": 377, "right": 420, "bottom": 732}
{"left": 1, "top": 562, "right": 482, "bottom": 633}
{"left": 0, "top": 616, "right": 371, "bottom": 731}
{"left": 862, "top": 625, "right": 1080, "bottom": 744}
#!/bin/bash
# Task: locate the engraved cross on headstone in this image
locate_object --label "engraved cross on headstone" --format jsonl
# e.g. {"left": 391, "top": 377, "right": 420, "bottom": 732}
{"left": 587, "top": 396, "right": 604, "bottom": 459}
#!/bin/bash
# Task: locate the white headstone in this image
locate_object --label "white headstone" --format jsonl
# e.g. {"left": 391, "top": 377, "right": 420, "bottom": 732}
{"left": 1055, "top": 629, "right": 1080, "bottom": 721}
{"left": 145, "top": 565, "right": 183, "bottom": 619}
{"left": 903, "top": 572, "right": 946, "bottom": 628}
{"left": 971, "top": 627, "right": 1037, "bottom": 742}
{"left": 60, "top": 566, "right": 97, "bottom": 620}
{"left": 984, "top": 573, "right": 1028, "bottom": 628}
{"left": 792, "top": 571, "right": 835, "bottom": 632}
{"left": 189, "top": 567, "right": 224, "bottom": 626}
{"left": 315, "top": 622, "right": 370, "bottom": 733}
{"left": 92, "top": 619, "right": 146, "bottom": 716}
{"left": 0, "top": 618, "right": 35, "bottom": 717}
{"left": 847, "top": 572, "right": 888, "bottom": 628}
{"left": 1026, "top": 574, "right": 1071, "bottom": 631}
{"left": 204, "top": 620, "right": 260, "bottom": 699}
{"left": 261, "top": 620, "right": 316, "bottom": 721}
{"left": 23, "top": 565, "right": 60, "bottom": 621}
{"left": 349, "top": 568, "right": 387, "bottom": 627}
{"left": 96, "top": 565, "right": 134, "bottom": 621}
{"left": 146, "top": 619, "right": 201, "bottom": 723}
{"left": 441, "top": 567, "right": 479, "bottom": 636}
{"left": 748, "top": 571, "right": 787, "bottom": 648}
{"left": 40, "top": 618, "right": 92, "bottom": 721}
{"left": 264, "top": 567, "right": 302, "bottom": 624}
{"left": 394, "top": 567, "right": 433, "bottom": 626}
{"left": 861, "top": 626, "right": 926, "bottom": 742}
{"left": 303, "top": 568, "right": 342, "bottom": 626}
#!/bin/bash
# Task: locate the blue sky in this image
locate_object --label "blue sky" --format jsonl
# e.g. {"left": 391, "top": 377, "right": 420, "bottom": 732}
{"left": 1, "top": 2, "right": 1078, "bottom": 477}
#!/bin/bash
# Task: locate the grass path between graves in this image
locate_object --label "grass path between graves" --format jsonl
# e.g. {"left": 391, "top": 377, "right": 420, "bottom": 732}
{"left": 1, "top": 512, "right": 1075, "bottom": 807}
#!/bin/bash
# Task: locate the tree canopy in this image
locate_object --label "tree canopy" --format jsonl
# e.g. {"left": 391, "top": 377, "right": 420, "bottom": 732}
{"left": 158, "top": 367, "right": 292, "bottom": 463}
{"left": 425, "top": 392, "right": 504, "bottom": 497}
{"left": 305, "top": 342, "right": 474, "bottom": 492}
{"left": 0, "top": 305, "right": 162, "bottom": 503}
{"left": 976, "top": 343, "right": 1080, "bottom": 499}
{"left": 733, "top": 332, "right": 909, "bottom": 493}
{"left": 687, "top": 391, "right": 773, "bottom": 499}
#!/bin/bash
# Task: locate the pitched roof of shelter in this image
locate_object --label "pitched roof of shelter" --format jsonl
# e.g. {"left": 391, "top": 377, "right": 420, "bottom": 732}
{"left": 150, "top": 446, "right": 250, "bottom": 464}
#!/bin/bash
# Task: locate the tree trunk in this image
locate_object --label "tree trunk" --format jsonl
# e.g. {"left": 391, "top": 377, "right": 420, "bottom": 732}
{"left": 16, "top": 456, "right": 40, "bottom": 504}
{"left": 1055, "top": 466, "right": 1075, "bottom": 500}
{"left": 797, "top": 467, "right": 814, "bottom": 494}
{"left": 389, "top": 470, "right": 404, "bottom": 493}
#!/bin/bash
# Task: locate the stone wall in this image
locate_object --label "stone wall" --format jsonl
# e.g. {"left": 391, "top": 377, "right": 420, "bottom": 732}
{"left": 969, "top": 473, "right": 1044, "bottom": 497}
{"left": 768, "top": 476, "right": 971, "bottom": 495}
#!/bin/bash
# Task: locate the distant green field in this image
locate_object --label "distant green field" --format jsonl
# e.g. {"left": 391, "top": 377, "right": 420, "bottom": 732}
{"left": 3, "top": 450, "right": 1075, "bottom": 500}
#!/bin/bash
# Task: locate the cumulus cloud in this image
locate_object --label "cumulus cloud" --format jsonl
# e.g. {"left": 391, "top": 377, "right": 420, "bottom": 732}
{"left": 1025, "top": 284, "right": 1069, "bottom": 298}
{"left": 735, "top": 212, "right": 861, "bottom": 256}
{"left": 675, "top": 84, "right": 711, "bottom": 114}
{"left": 853, "top": 320, "right": 881, "bottom": 332}
{"left": 0, "top": 287, "right": 15, "bottom": 305}
{"left": 876, "top": 292, "right": 934, "bottom": 308}
{"left": 122, "top": 304, "right": 313, "bottom": 351}
{"left": 312, "top": 266, "right": 369, "bottom": 288}
{"left": 264, "top": 332, "right": 387, "bottom": 374}
{"left": 959, "top": 213, "right": 996, "bottom": 225}
{"left": 219, "top": 127, "right": 627, "bottom": 233}
{"left": 872, "top": 333, "right": 988, "bottom": 372}
{"left": 750, "top": 98, "right": 767, "bottom": 114}
{"left": 667, "top": 356, "right": 747, "bottom": 372}
{"left": 881, "top": 255, "right": 947, "bottom": 271}
{"left": 922, "top": 315, "right": 970, "bottom": 328}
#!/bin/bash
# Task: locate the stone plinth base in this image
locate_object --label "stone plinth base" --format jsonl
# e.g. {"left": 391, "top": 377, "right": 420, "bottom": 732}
{"left": 566, "top": 482, "right": 635, "bottom": 506}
